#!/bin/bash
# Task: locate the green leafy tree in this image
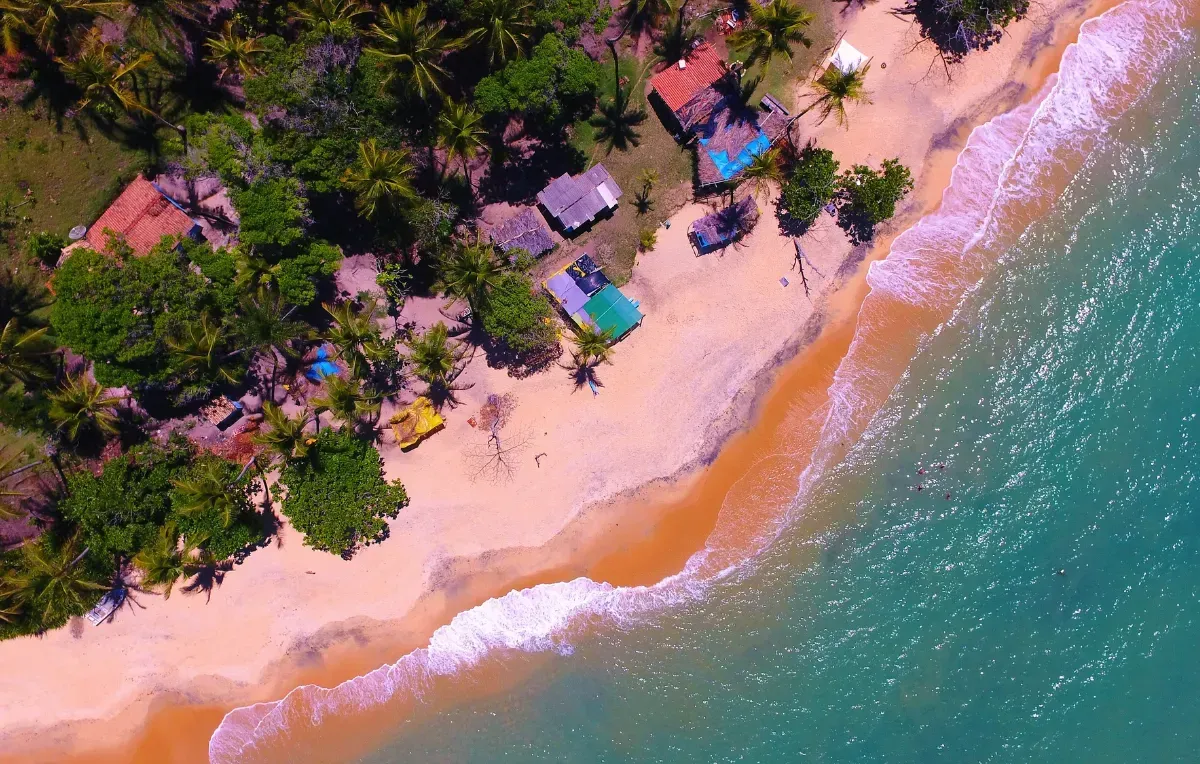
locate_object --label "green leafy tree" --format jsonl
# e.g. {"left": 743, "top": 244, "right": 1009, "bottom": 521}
{"left": 438, "top": 238, "right": 505, "bottom": 315}
{"left": 291, "top": 0, "right": 371, "bottom": 36}
{"left": 273, "top": 428, "right": 408, "bottom": 556}
{"left": 472, "top": 33, "right": 600, "bottom": 128}
{"left": 837, "top": 158, "right": 914, "bottom": 244}
{"left": 778, "top": 144, "right": 839, "bottom": 232}
{"left": 48, "top": 374, "right": 121, "bottom": 444}
{"left": 466, "top": 0, "right": 533, "bottom": 67}
{"left": 311, "top": 375, "right": 381, "bottom": 432}
{"left": 368, "top": 3, "right": 467, "bottom": 99}
{"left": 807, "top": 64, "right": 872, "bottom": 128}
{"left": 730, "top": 0, "right": 813, "bottom": 75}
{"left": 253, "top": 402, "right": 314, "bottom": 463}
{"left": 3, "top": 534, "right": 107, "bottom": 629}
{"left": 231, "top": 178, "right": 307, "bottom": 253}
{"left": 438, "top": 102, "right": 487, "bottom": 184}
{"left": 22, "top": 231, "right": 64, "bottom": 267}
{"left": 478, "top": 273, "right": 556, "bottom": 354}
{"left": 341, "top": 139, "right": 417, "bottom": 221}
{"left": 276, "top": 241, "right": 343, "bottom": 307}
{"left": 205, "top": 22, "right": 266, "bottom": 82}
{"left": 898, "top": 0, "right": 1029, "bottom": 64}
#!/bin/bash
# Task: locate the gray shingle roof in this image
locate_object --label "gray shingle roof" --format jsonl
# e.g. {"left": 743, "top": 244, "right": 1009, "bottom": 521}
{"left": 489, "top": 208, "right": 556, "bottom": 257}
{"left": 537, "top": 164, "right": 623, "bottom": 232}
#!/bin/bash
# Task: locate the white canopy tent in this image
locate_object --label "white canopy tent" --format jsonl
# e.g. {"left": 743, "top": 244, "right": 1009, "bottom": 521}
{"left": 829, "top": 39, "right": 870, "bottom": 75}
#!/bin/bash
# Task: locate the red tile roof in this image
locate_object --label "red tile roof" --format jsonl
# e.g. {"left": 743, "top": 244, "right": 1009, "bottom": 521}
{"left": 649, "top": 43, "right": 728, "bottom": 113}
{"left": 86, "top": 175, "right": 197, "bottom": 256}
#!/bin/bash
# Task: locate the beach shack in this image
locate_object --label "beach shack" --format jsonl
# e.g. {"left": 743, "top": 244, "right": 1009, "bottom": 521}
{"left": 537, "top": 165, "right": 623, "bottom": 234}
{"left": 488, "top": 207, "right": 556, "bottom": 259}
{"left": 650, "top": 43, "right": 791, "bottom": 188}
{"left": 544, "top": 253, "right": 642, "bottom": 341}
{"left": 81, "top": 175, "right": 202, "bottom": 256}
{"left": 688, "top": 197, "right": 760, "bottom": 254}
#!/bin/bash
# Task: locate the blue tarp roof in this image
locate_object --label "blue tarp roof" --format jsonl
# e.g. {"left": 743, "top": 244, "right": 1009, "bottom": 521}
{"left": 700, "top": 130, "right": 771, "bottom": 181}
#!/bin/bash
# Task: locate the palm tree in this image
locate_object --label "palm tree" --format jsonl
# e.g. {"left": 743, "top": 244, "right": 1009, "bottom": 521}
{"left": 341, "top": 138, "right": 418, "bottom": 221}
{"left": 232, "top": 247, "right": 281, "bottom": 293}
{"left": 407, "top": 322, "right": 466, "bottom": 391}
{"left": 466, "top": 0, "right": 533, "bottom": 67}
{"left": 205, "top": 21, "right": 265, "bottom": 82}
{"left": 311, "top": 375, "right": 381, "bottom": 431}
{"left": 0, "top": 588, "right": 20, "bottom": 624}
{"left": 48, "top": 374, "right": 121, "bottom": 443}
{"left": 133, "top": 523, "right": 206, "bottom": 599}
{"left": 0, "top": 318, "right": 53, "bottom": 386}
{"left": 291, "top": 0, "right": 370, "bottom": 36}
{"left": 623, "top": 0, "right": 670, "bottom": 36}
{"left": 232, "top": 288, "right": 308, "bottom": 399}
{"left": 729, "top": 0, "right": 814, "bottom": 75}
{"left": 437, "top": 101, "right": 487, "bottom": 185}
{"left": 653, "top": 0, "right": 698, "bottom": 64}
{"left": 367, "top": 3, "right": 466, "bottom": 100}
{"left": 125, "top": 0, "right": 201, "bottom": 52}
{"left": 740, "top": 147, "right": 783, "bottom": 201}
{"left": 253, "top": 402, "right": 313, "bottom": 462}
{"left": 571, "top": 323, "right": 615, "bottom": 365}
{"left": 806, "top": 64, "right": 872, "bottom": 128}
{"left": 56, "top": 31, "right": 158, "bottom": 118}
{"left": 3, "top": 534, "right": 107, "bottom": 627}
{"left": 591, "top": 86, "right": 647, "bottom": 153}
{"left": 323, "top": 299, "right": 382, "bottom": 380}
{"left": 0, "top": 0, "right": 122, "bottom": 55}
{"left": 438, "top": 238, "right": 505, "bottom": 316}
{"left": 172, "top": 460, "right": 243, "bottom": 528}
{"left": 167, "top": 314, "right": 243, "bottom": 386}
{"left": 0, "top": 441, "right": 39, "bottom": 521}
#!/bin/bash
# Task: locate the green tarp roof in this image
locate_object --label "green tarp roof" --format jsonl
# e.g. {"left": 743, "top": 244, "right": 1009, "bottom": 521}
{"left": 583, "top": 284, "right": 642, "bottom": 340}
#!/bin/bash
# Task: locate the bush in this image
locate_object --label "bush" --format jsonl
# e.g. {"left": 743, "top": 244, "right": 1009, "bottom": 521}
{"left": 638, "top": 228, "right": 658, "bottom": 252}
{"left": 22, "top": 231, "right": 65, "bottom": 267}
{"left": 273, "top": 429, "right": 409, "bottom": 556}
{"left": 232, "top": 178, "right": 308, "bottom": 253}
{"left": 779, "top": 146, "right": 839, "bottom": 233}
{"left": 837, "top": 158, "right": 914, "bottom": 245}
{"left": 479, "top": 273, "right": 558, "bottom": 354}
{"left": 898, "top": 0, "right": 1030, "bottom": 65}
{"left": 276, "top": 239, "right": 343, "bottom": 306}
{"left": 171, "top": 457, "right": 264, "bottom": 561}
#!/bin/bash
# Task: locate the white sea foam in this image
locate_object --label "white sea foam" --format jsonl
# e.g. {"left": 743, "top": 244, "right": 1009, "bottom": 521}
{"left": 208, "top": 3, "right": 1191, "bottom": 760}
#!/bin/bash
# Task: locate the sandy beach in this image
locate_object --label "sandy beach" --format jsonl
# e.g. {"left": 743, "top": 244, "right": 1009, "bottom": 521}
{"left": 0, "top": 0, "right": 1117, "bottom": 759}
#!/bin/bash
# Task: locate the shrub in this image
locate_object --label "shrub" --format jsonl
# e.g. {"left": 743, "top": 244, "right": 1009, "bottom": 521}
{"left": 232, "top": 178, "right": 308, "bottom": 253}
{"left": 276, "top": 239, "right": 343, "bottom": 306}
{"left": 273, "top": 428, "right": 409, "bottom": 556}
{"left": 779, "top": 145, "right": 839, "bottom": 233}
{"left": 837, "top": 158, "right": 914, "bottom": 244}
{"left": 474, "top": 34, "right": 600, "bottom": 129}
{"left": 638, "top": 228, "right": 658, "bottom": 252}
{"left": 22, "top": 231, "right": 65, "bottom": 267}
{"left": 479, "top": 273, "right": 557, "bottom": 354}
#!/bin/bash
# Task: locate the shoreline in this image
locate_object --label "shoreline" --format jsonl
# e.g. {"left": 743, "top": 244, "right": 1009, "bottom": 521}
{"left": 0, "top": 0, "right": 1120, "bottom": 759}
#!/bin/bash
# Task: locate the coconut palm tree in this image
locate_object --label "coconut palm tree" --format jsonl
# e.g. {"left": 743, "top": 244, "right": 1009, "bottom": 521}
{"left": 0, "top": 441, "right": 39, "bottom": 521}
{"left": 0, "top": 318, "right": 53, "bottom": 387}
{"left": 252, "top": 402, "right": 313, "bottom": 462}
{"left": 740, "top": 147, "right": 783, "bottom": 201}
{"left": 311, "top": 375, "right": 381, "bottom": 432}
{"left": 0, "top": 0, "right": 122, "bottom": 55}
{"left": 466, "top": 0, "right": 533, "bottom": 67}
{"left": 0, "top": 588, "right": 20, "bottom": 624}
{"left": 233, "top": 247, "right": 280, "bottom": 291}
{"left": 167, "top": 314, "right": 243, "bottom": 386}
{"left": 571, "top": 323, "right": 615, "bottom": 365}
{"left": 47, "top": 374, "right": 121, "bottom": 444}
{"left": 323, "top": 299, "right": 382, "bottom": 380}
{"left": 806, "top": 63, "right": 872, "bottom": 128}
{"left": 591, "top": 86, "right": 647, "bottom": 153}
{"left": 172, "top": 460, "right": 244, "bottom": 529}
{"left": 407, "top": 322, "right": 467, "bottom": 392}
{"left": 729, "top": 0, "right": 814, "bottom": 75}
{"left": 56, "top": 31, "right": 157, "bottom": 117}
{"left": 291, "top": 0, "right": 371, "bottom": 36}
{"left": 205, "top": 22, "right": 265, "bottom": 82}
{"left": 232, "top": 288, "right": 308, "bottom": 399}
{"left": 437, "top": 101, "right": 487, "bottom": 185}
{"left": 133, "top": 523, "right": 207, "bottom": 599}
{"left": 341, "top": 138, "right": 418, "bottom": 221}
{"left": 368, "top": 3, "right": 466, "bottom": 100}
{"left": 437, "top": 238, "right": 505, "bottom": 316}
{"left": 623, "top": 0, "right": 670, "bottom": 36}
{"left": 125, "top": 0, "right": 201, "bottom": 53}
{"left": 3, "top": 533, "right": 107, "bottom": 627}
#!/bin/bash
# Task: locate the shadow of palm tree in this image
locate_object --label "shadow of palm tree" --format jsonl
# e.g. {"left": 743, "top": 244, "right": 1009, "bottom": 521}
{"left": 181, "top": 558, "right": 234, "bottom": 603}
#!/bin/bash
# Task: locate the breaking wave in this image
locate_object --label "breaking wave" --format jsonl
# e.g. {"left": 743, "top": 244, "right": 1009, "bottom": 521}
{"left": 209, "top": 2, "right": 1192, "bottom": 760}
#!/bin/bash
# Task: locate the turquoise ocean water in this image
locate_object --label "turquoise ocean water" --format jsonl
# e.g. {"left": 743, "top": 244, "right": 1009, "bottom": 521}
{"left": 210, "top": 2, "right": 1200, "bottom": 761}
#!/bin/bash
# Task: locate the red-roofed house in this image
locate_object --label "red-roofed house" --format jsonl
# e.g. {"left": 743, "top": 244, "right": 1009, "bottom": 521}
{"left": 84, "top": 175, "right": 202, "bottom": 256}
{"left": 649, "top": 42, "right": 729, "bottom": 130}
